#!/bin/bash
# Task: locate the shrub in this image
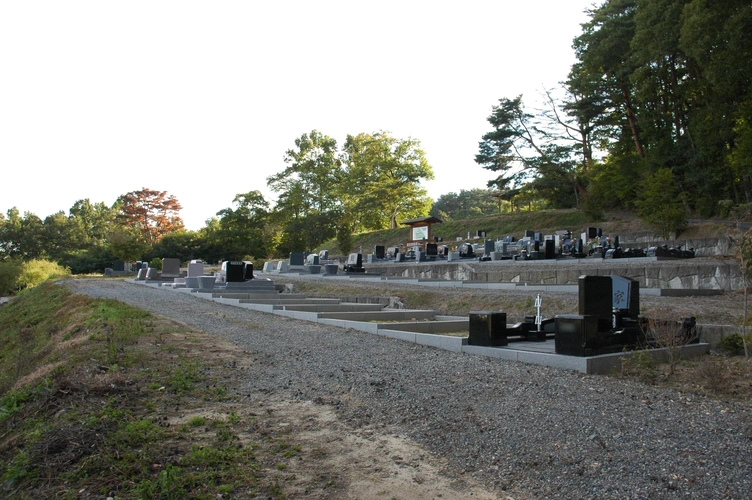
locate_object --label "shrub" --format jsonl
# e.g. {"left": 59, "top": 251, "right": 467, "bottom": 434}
{"left": 716, "top": 333, "right": 750, "bottom": 356}
{"left": 16, "top": 260, "right": 70, "bottom": 291}
{"left": 149, "top": 257, "right": 163, "bottom": 271}
{"left": 0, "top": 260, "right": 23, "bottom": 296}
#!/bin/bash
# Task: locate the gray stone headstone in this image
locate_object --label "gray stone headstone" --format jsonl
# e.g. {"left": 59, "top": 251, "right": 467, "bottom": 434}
{"left": 161, "top": 258, "right": 181, "bottom": 278}
{"left": 325, "top": 264, "right": 338, "bottom": 275}
{"left": 278, "top": 261, "right": 290, "bottom": 272}
{"left": 187, "top": 262, "right": 204, "bottom": 277}
{"left": 185, "top": 276, "right": 199, "bottom": 289}
{"left": 104, "top": 268, "right": 113, "bottom": 276}
{"left": 262, "top": 262, "right": 275, "bottom": 272}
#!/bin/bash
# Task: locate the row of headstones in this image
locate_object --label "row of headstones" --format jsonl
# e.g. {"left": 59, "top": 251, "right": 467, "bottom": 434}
{"left": 469, "top": 274, "right": 698, "bottom": 356}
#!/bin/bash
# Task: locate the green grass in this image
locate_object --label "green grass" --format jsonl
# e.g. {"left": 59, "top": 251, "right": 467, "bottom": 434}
{"left": 0, "top": 282, "right": 308, "bottom": 499}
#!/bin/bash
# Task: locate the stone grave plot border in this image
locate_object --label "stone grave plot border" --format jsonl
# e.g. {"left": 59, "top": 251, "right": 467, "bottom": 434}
{"left": 132, "top": 277, "right": 710, "bottom": 375}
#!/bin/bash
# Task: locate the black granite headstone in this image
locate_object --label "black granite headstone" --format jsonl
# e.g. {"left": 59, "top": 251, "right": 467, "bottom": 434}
{"left": 225, "top": 261, "right": 245, "bottom": 282}
{"left": 289, "top": 252, "right": 305, "bottom": 266}
{"left": 544, "top": 239, "right": 555, "bottom": 259}
{"left": 484, "top": 239, "right": 495, "bottom": 255}
{"left": 579, "top": 275, "right": 615, "bottom": 331}
{"left": 374, "top": 245, "right": 385, "bottom": 259}
{"left": 243, "top": 262, "right": 254, "bottom": 280}
{"left": 468, "top": 312, "right": 508, "bottom": 346}
{"left": 426, "top": 243, "right": 438, "bottom": 256}
{"left": 554, "top": 315, "right": 599, "bottom": 356}
{"left": 113, "top": 260, "right": 125, "bottom": 272}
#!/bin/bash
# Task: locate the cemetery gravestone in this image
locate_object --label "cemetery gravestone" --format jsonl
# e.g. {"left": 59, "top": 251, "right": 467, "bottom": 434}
{"left": 187, "top": 262, "right": 205, "bottom": 277}
{"left": 243, "top": 262, "right": 254, "bottom": 280}
{"left": 161, "top": 258, "right": 181, "bottom": 278}
{"left": 225, "top": 261, "right": 245, "bottom": 282}
{"left": 262, "top": 262, "right": 275, "bottom": 272}
{"left": 289, "top": 252, "right": 305, "bottom": 266}
{"left": 113, "top": 260, "right": 125, "bottom": 272}
{"left": 468, "top": 312, "right": 508, "bottom": 346}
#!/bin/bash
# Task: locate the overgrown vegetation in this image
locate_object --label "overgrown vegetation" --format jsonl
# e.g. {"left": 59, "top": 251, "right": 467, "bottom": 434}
{"left": 0, "top": 283, "right": 333, "bottom": 498}
{"left": 0, "top": 259, "right": 69, "bottom": 296}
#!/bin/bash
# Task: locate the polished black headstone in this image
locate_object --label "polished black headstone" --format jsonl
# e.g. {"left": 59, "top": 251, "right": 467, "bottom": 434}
{"left": 289, "top": 252, "right": 305, "bottom": 266}
{"left": 579, "top": 275, "right": 615, "bottom": 330}
{"left": 226, "top": 261, "right": 245, "bottom": 282}
{"left": 374, "top": 245, "right": 385, "bottom": 259}
{"left": 243, "top": 262, "right": 254, "bottom": 280}
{"left": 468, "top": 312, "right": 508, "bottom": 346}
{"left": 484, "top": 239, "right": 495, "bottom": 255}
{"left": 426, "top": 243, "right": 438, "bottom": 256}
{"left": 113, "top": 260, "right": 125, "bottom": 272}
{"left": 544, "top": 239, "right": 555, "bottom": 259}
{"left": 555, "top": 315, "right": 599, "bottom": 356}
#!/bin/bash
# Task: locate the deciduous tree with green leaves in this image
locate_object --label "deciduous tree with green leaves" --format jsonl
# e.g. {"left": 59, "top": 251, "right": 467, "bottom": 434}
{"left": 342, "top": 131, "right": 434, "bottom": 230}
{"left": 267, "top": 131, "right": 343, "bottom": 253}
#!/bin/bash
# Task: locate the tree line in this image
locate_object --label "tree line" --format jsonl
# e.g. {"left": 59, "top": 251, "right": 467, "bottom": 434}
{"left": 476, "top": 0, "right": 752, "bottom": 234}
{"left": 0, "top": 130, "right": 437, "bottom": 272}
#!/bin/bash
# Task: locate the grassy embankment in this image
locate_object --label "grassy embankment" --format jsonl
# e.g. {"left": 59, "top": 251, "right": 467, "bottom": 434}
{"left": 0, "top": 282, "right": 329, "bottom": 499}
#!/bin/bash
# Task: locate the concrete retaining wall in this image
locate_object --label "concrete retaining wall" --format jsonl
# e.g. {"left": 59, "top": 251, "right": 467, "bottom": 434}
{"left": 366, "top": 258, "right": 744, "bottom": 290}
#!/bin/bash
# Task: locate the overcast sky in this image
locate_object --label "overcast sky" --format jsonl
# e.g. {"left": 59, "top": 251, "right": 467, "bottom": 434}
{"left": 1, "top": 1, "right": 595, "bottom": 230}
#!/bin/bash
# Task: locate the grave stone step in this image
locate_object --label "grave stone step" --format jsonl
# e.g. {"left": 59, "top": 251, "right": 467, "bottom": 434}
{"left": 274, "top": 303, "right": 385, "bottom": 313}
{"left": 317, "top": 309, "right": 437, "bottom": 321}
{"left": 377, "top": 319, "right": 469, "bottom": 334}
{"left": 211, "top": 291, "right": 281, "bottom": 300}
{"left": 239, "top": 297, "right": 340, "bottom": 305}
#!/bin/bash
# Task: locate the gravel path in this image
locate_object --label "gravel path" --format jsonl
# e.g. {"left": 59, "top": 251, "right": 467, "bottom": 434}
{"left": 63, "top": 279, "right": 752, "bottom": 499}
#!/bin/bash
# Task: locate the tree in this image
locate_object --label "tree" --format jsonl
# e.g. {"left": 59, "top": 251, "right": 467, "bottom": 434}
{"left": 341, "top": 131, "right": 434, "bottom": 229}
{"left": 475, "top": 96, "right": 585, "bottom": 209}
{"left": 430, "top": 188, "right": 500, "bottom": 221}
{"left": 115, "top": 188, "right": 184, "bottom": 247}
{"left": 267, "top": 131, "right": 343, "bottom": 253}
{"left": 213, "top": 191, "right": 270, "bottom": 261}
{"left": 68, "top": 198, "right": 116, "bottom": 248}
{"left": 107, "top": 226, "right": 150, "bottom": 263}
{"left": 635, "top": 168, "right": 687, "bottom": 239}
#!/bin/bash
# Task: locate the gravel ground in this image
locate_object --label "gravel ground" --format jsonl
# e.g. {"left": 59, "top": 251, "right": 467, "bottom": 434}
{"left": 63, "top": 279, "right": 752, "bottom": 499}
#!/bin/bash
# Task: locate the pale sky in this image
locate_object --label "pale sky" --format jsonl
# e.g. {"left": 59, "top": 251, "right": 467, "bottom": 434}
{"left": 1, "top": 1, "right": 595, "bottom": 230}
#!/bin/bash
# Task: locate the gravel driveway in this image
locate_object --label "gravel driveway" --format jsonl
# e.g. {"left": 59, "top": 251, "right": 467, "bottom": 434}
{"left": 63, "top": 279, "right": 752, "bottom": 499}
